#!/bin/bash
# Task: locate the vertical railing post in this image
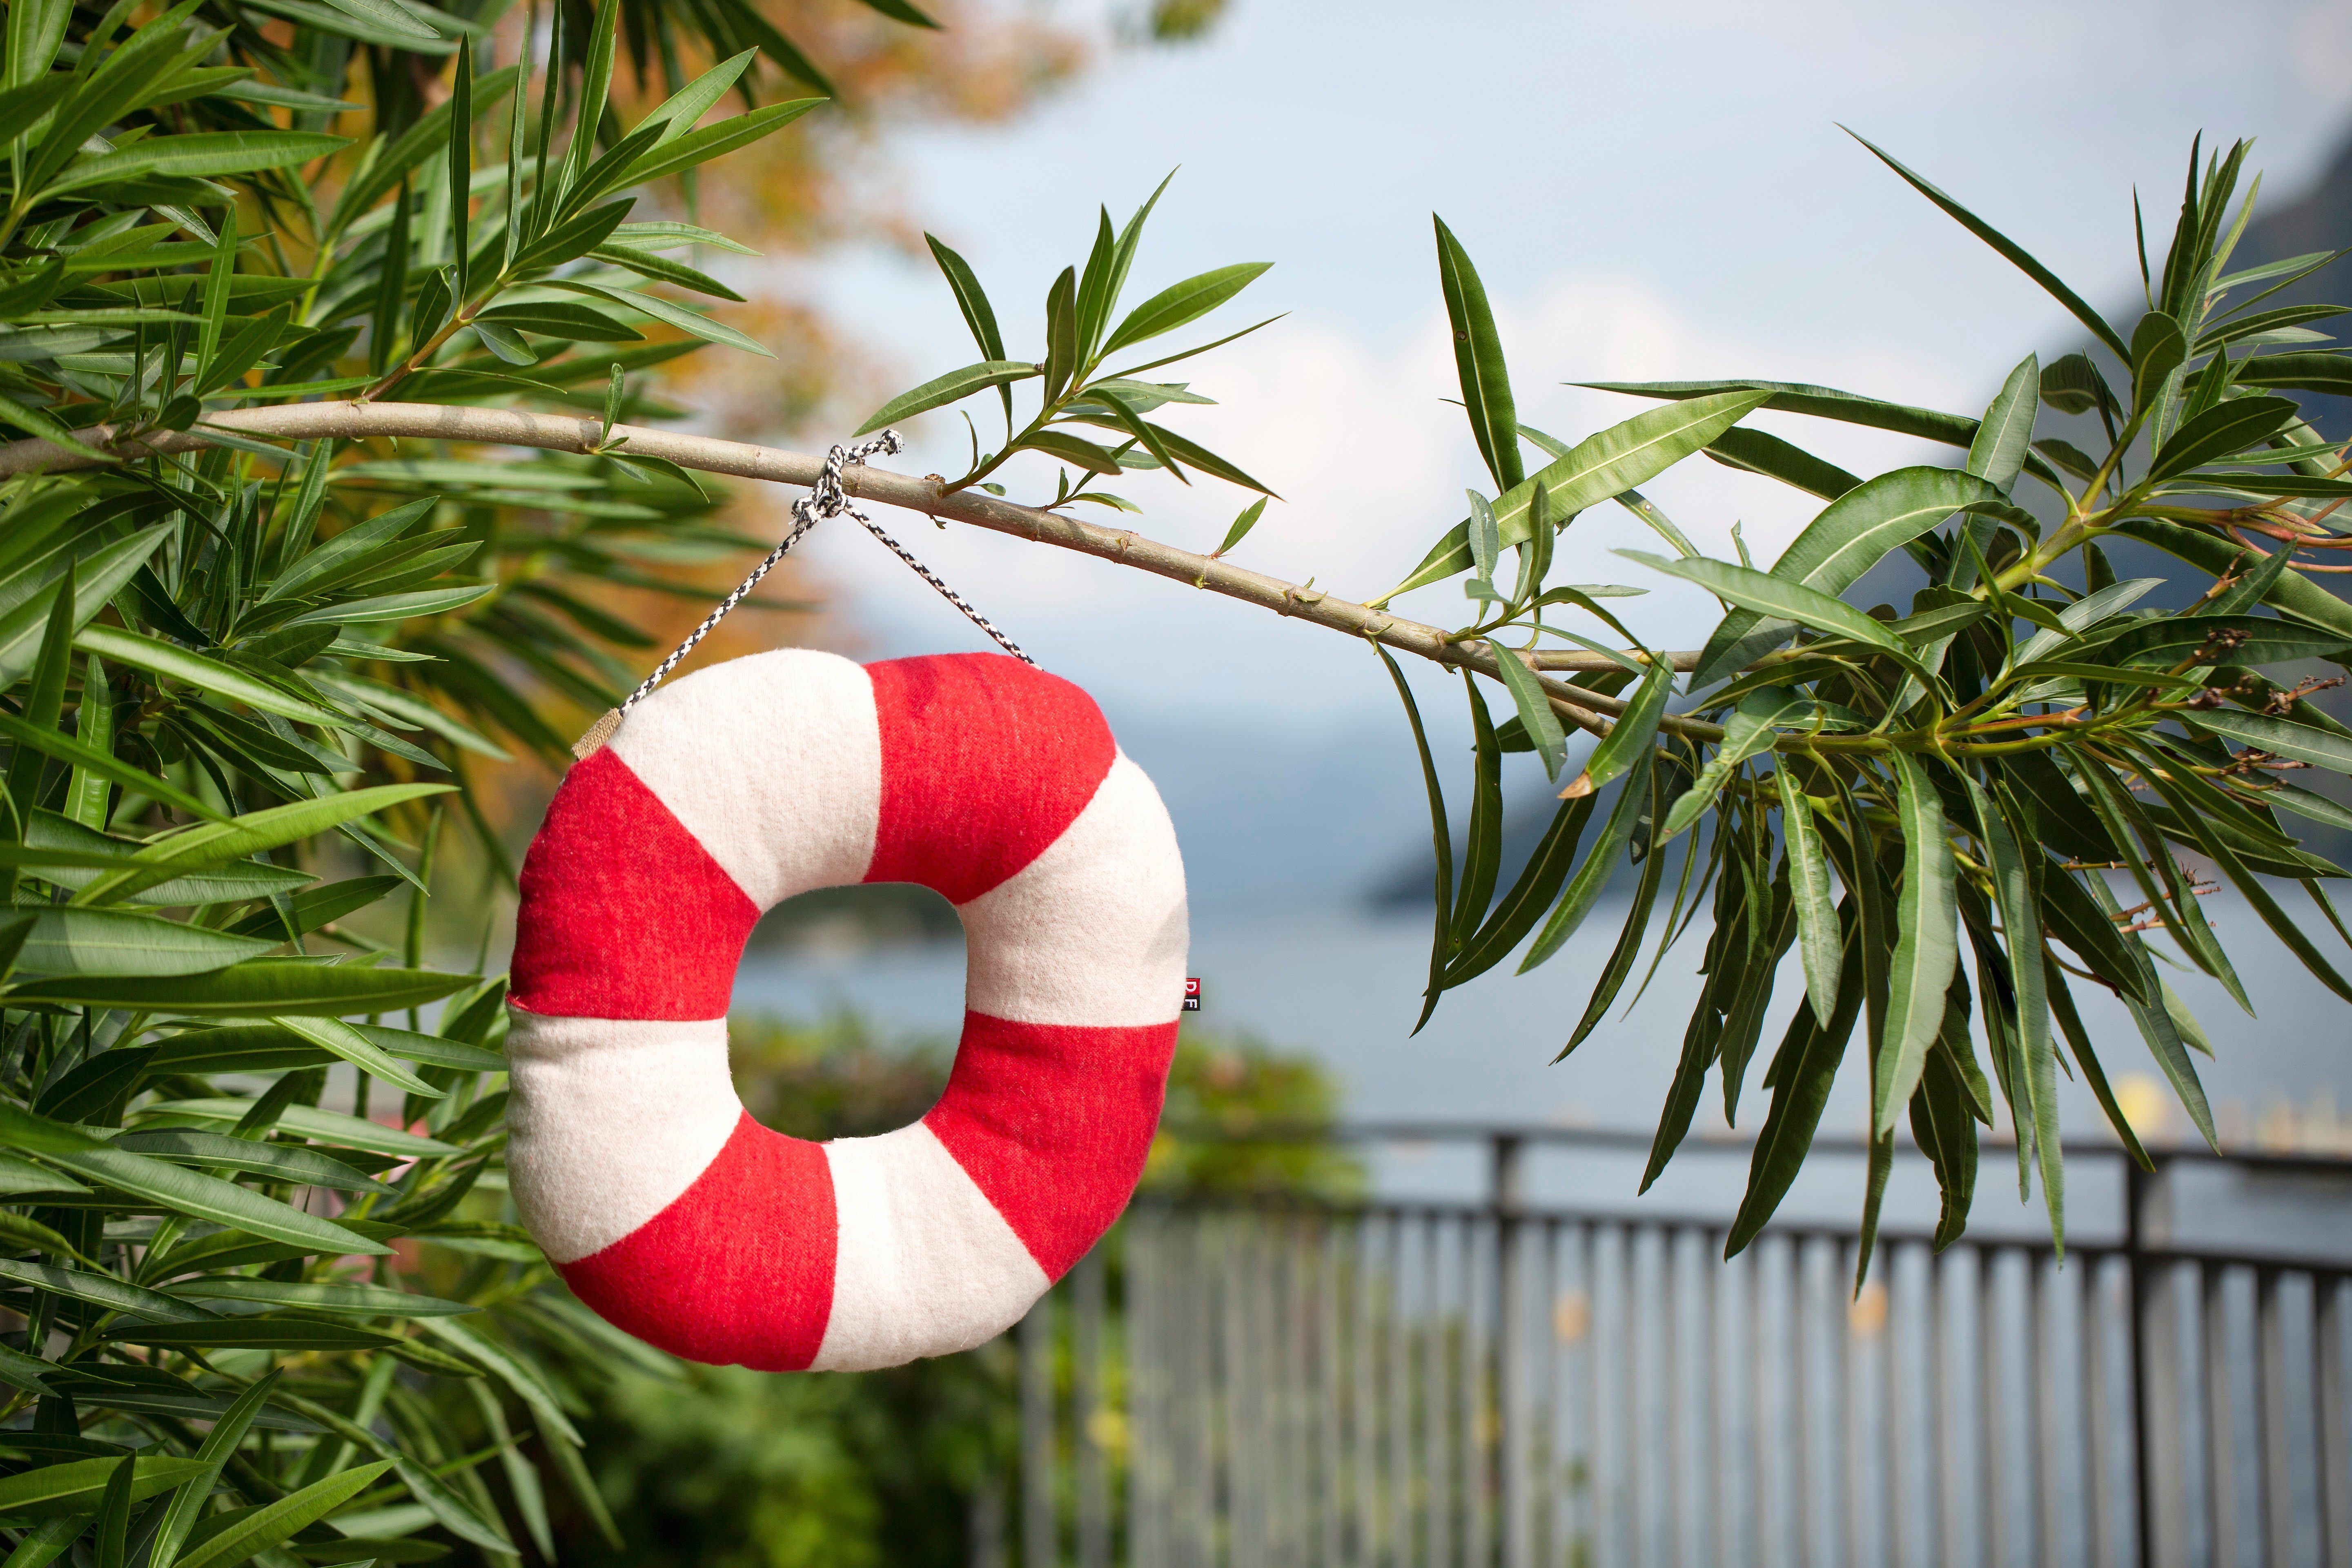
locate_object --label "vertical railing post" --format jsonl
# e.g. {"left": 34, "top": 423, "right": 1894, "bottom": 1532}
{"left": 1022, "top": 1295, "right": 1058, "bottom": 1568}
{"left": 1494, "top": 1133, "right": 1528, "bottom": 1568}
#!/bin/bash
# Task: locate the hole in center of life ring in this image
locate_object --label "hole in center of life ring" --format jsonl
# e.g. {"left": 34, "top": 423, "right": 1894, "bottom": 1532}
{"left": 728, "top": 882, "right": 967, "bottom": 1140}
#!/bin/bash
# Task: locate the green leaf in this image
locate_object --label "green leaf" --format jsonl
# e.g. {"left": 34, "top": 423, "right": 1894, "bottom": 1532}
{"left": 1379, "top": 389, "right": 1771, "bottom": 604}
{"left": 137, "top": 1098, "right": 460, "bottom": 1157}
{"left": 1726, "top": 912, "right": 1862, "bottom": 1256}
{"left": 1212, "top": 497, "right": 1267, "bottom": 557}
{"left": 40, "top": 1150, "right": 390, "bottom": 1255}
{"left": 473, "top": 301, "right": 640, "bottom": 342}
{"left": 1664, "top": 686, "right": 1806, "bottom": 839}
{"left": 0, "top": 1210, "right": 99, "bottom": 1268}
{"left": 599, "top": 97, "right": 825, "bottom": 195}
{"left": 2091, "top": 614, "right": 2352, "bottom": 669}
{"left": 1450, "top": 673, "right": 1504, "bottom": 951}
{"left": 1373, "top": 642, "right": 1453, "bottom": 1033}
{"left": 1017, "top": 430, "right": 1124, "bottom": 475}
{"left": 1100, "top": 262, "right": 1270, "bottom": 360}
{"left": 1621, "top": 550, "right": 1937, "bottom": 684}
{"left": 1433, "top": 217, "right": 1520, "bottom": 492}
{"left": 1563, "top": 658, "right": 1669, "bottom": 800}
{"left": 548, "top": 280, "right": 769, "bottom": 358}
{"left": 1703, "top": 427, "right": 1860, "bottom": 500}
{"left": 8, "top": 909, "right": 273, "bottom": 978}
{"left": 2148, "top": 396, "right": 2303, "bottom": 481}
{"left": 1971, "top": 778, "right": 2062, "bottom": 1238}
{"left": 0, "top": 1456, "right": 211, "bottom": 1518}
{"left": 42, "top": 131, "right": 347, "bottom": 196}
{"left": 1042, "top": 265, "right": 1078, "bottom": 403}
{"left": 175, "top": 1461, "right": 392, "bottom": 1568}
{"left": 1442, "top": 791, "right": 1598, "bottom": 988}
{"left": 1561, "top": 764, "right": 1670, "bottom": 1056}
{"left": 926, "top": 233, "right": 1009, "bottom": 420}
{"left": 1690, "top": 466, "right": 2003, "bottom": 682}
{"left": 1777, "top": 765, "right": 1842, "bottom": 1024}
{"left": 148, "top": 1371, "right": 278, "bottom": 1568}
{"left": 1844, "top": 129, "right": 2127, "bottom": 359}
{"left": 2192, "top": 707, "right": 2352, "bottom": 771}
{"left": 0, "top": 524, "right": 173, "bottom": 687}
{"left": 275, "top": 1015, "right": 439, "bottom": 1097}
{"left": 107, "top": 1319, "right": 401, "bottom": 1352}
{"left": 0, "top": 1258, "right": 216, "bottom": 1323}
{"left": 1521, "top": 743, "right": 1658, "bottom": 972}
{"left": 110, "top": 1130, "right": 396, "bottom": 1194}
{"left": 1966, "top": 354, "right": 2038, "bottom": 494}
{"left": 1873, "top": 754, "right": 1959, "bottom": 1135}
{"left": 77, "top": 783, "right": 452, "bottom": 904}
{"left": 171, "top": 1278, "right": 475, "bottom": 1317}
{"left": 9, "top": 959, "right": 473, "bottom": 1018}
{"left": 1488, "top": 647, "right": 1564, "bottom": 782}
{"left": 71, "top": 626, "right": 341, "bottom": 725}
{"left": 2129, "top": 311, "right": 2187, "bottom": 414}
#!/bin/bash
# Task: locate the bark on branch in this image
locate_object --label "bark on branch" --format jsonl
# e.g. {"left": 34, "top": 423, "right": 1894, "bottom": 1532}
{"left": 0, "top": 401, "right": 1728, "bottom": 744}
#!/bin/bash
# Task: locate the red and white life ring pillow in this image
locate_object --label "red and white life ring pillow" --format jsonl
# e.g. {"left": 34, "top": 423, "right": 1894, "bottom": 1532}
{"left": 503, "top": 650, "right": 1189, "bottom": 1372}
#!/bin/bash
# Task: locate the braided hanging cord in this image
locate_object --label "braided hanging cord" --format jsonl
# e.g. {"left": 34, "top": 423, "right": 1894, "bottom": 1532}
{"left": 570, "top": 429, "right": 1033, "bottom": 761}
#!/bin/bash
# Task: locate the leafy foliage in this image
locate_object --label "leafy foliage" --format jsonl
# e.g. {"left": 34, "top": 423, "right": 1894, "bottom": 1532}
{"left": 0, "top": 0, "right": 941, "bottom": 1559}
{"left": 1370, "top": 141, "right": 2352, "bottom": 1267}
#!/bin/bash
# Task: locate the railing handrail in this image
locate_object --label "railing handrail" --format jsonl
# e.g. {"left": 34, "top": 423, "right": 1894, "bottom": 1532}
{"left": 1162, "top": 1118, "right": 2352, "bottom": 1179}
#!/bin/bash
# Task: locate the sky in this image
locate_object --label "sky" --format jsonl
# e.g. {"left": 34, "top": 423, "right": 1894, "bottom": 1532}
{"left": 770, "top": 0, "right": 2352, "bottom": 739}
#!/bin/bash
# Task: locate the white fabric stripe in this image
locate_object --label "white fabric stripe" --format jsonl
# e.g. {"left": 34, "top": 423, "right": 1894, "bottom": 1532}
{"left": 505, "top": 1011, "right": 742, "bottom": 1265}
{"left": 810, "top": 1123, "right": 1049, "bottom": 1371}
{"left": 959, "top": 751, "right": 1189, "bottom": 1028}
{"left": 606, "top": 649, "right": 881, "bottom": 911}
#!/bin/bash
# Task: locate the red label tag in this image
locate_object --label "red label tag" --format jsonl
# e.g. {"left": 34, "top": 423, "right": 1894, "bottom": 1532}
{"left": 1183, "top": 977, "right": 1201, "bottom": 1011}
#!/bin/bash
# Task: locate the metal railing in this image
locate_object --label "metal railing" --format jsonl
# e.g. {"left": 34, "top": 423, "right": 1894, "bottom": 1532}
{"left": 1001, "top": 1126, "right": 2352, "bottom": 1568}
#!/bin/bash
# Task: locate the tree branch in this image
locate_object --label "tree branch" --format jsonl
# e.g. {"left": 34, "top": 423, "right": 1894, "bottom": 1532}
{"left": 0, "top": 401, "right": 1730, "bottom": 744}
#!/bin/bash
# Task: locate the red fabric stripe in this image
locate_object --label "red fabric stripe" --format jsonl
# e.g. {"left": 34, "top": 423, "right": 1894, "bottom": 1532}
{"left": 558, "top": 1111, "right": 837, "bottom": 1371}
{"left": 510, "top": 750, "right": 756, "bottom": 1020}
{"left": 863, "top": 655, "right": 1116, "bottom": 905}
{"left": 924, "top": 1011, "right": 1178, "bottom": 1281}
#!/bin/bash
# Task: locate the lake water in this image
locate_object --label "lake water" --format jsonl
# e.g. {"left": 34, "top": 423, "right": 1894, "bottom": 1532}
{"left": 733, "top": 891, "right": 2352, "bottom": 1262}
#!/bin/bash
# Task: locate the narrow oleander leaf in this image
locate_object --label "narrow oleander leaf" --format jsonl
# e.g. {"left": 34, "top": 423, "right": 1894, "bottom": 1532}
{"left": 1561, "top": 659, "right": 1669, "bottom": 800}
{"left": 1443, "top": 792, "right": 1598, "bottom": 987}
{"left": 1562, "top": 764, "right": 1670, "bottom": 1055}
{"left": 1522, "top": 744, "right": 1658, "bottom": 972}
{"left": 1726, "top": 909, "right": 1863, "bottom": 1257}
{"left": 1777, "top": 764, "right": 1842, "bottom": 1023}
{"left": 1688, "top": 466, "right": 2002, "bottom": 682}
{"left": 39, "top": 1151, "right": 391, "bottom": 1255}
{"left": 1451, "top": 673, "right": 1504, "bottom": 950}
{"left": 43, "top": 131, "right": 349, "bottom": 197}
{"left": 1967, "top": 354, "right": 2038, "bottom": 494}
{"left": 174, "top": 1461, "right": 392, "bottom": 1568}
{"left": 149, "top": 1371, "right": 279, "bottom": 1568}
{"left": 1100, "top": 262, "right": 1270, "bottom": 360}
{"left": 1374, "top": 642, "right": 1454, "bottom": 1033}
{"left": 1974, "top": 777, "right": 2062, "bottom": 1243}
{"left": 1874, "top": 754, "right": 1959, "bottom": 1135}
{"left": 9, "top": 960, "right": 472, "bottom": 1018}
{"left": 1703, "top": 427, "right": 1860, "bottom": 500}
{"left": 0, "top": 1258, "right": 217, "bottom": 1323}
{"left": 111, "top": 1131, "right": 396, "bottom": 1195}
{"left": 2191, "top": 707, "right": 2352, "bottom": 772}
{"left": 1663, "top": 686, "right": 1805, "bottom": 839}
{"left": 1379, "top": 389, "right": 1769, "bottom": 604}
{"left": 1212, "top": 497, "right": 1267, "bottom": 558}
{"left": 1042, "top": 265, "right": 1079, "bottom": 403}
{"left": 2083, "top": 877, "right": 2219, "bottom": 1149}
{"left": 1844, "top": 128, "right": 2128, "bottom": 360}
{"left": 1621, "top": 550, "right": 1940, "bottom": 686}
{"left": 1434, "top": 216, "right": 1521, "bottom": 492}
{"left": 0, "top": 1456, "right": 210, "bottom": 1518}
{"left": 1488, "top": 646, "right": 1564, "bottom": 782}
